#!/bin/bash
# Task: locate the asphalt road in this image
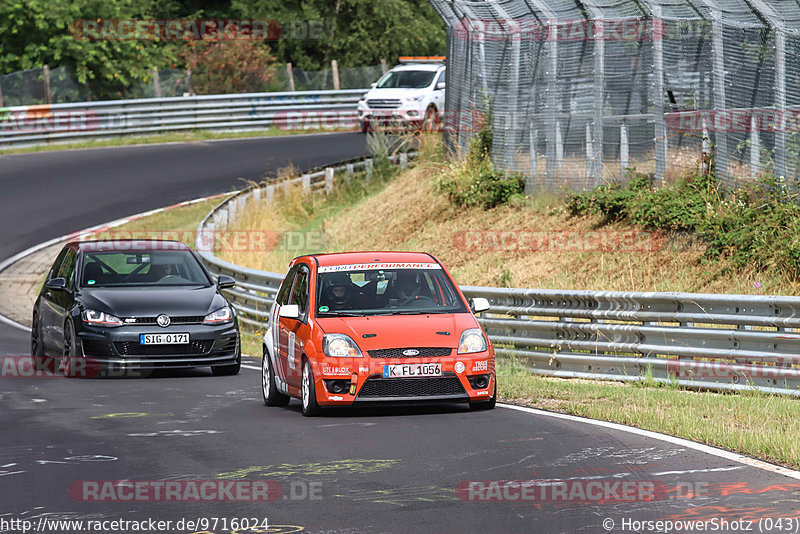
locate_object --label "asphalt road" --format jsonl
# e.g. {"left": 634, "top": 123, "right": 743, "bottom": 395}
{"left": 1, "top": 134, "right": 799, "bottom": 534}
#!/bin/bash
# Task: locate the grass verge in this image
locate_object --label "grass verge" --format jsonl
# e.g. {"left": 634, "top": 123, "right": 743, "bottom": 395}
{"left": 498, "top": 359, "right": 800, "bottom": 469}
{"left": 0, "top": 127, "right": 354, "bottom": 155}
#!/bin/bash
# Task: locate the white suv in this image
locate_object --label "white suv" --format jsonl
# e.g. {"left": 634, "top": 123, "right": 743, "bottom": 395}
{"left": 357, "top": 59, "right": 446, "bottom": 133}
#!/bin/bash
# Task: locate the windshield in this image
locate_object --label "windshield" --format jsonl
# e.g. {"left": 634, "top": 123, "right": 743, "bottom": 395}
{"left": 376, "top": 70, "right": 436, "bottom": 89}
{"left": 316, "top": 265, "right": 467, "bottom": 317}
{"left": 80, "top": 251, "right": 211, "bottom": 287}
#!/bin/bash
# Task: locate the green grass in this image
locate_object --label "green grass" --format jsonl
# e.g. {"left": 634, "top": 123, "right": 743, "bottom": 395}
{"left": 0, "top": 127, "right": 354, "bottom": 155}
{"left": 498, "top": 358, "right": 800, "bottom": 469}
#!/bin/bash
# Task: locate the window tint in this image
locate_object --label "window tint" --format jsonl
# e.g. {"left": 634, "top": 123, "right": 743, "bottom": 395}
{"left": 289, "top": 269, "right": 309, "bottom": 315}
{"left": 58, "top": 249, "right": 78, "bottom": 290}
{"left": 276, "top": 267, "right": 298, "bottom": 306}
{"left": 49, "top": 247, "right": 69, "bottom": 280}
{"left": 78, "top": 251, "right": 210, "bottom": 287}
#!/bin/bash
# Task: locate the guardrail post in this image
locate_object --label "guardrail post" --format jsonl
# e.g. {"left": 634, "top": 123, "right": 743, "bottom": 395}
{"left": 302, "top": 174, "right": 311, "bottom": 191}
{"left": 265, "top": 185, "right": 275, "bottom": 204}
{"left": 365, "top": 159, "right": 373, "bottom": 179}
{"left": 286, "top": 63, "right": 296, "bottom": 92}
{"left": 345, "top": 163, "right": 354, "bottom": 182}
{"left": 325, "top": 167, "right": 334, "bottom": 193}
{"left": 217, "top": 209, "right": 228, "bottom": 229}
{"left": 399, "top": 152, "right": 408, "bottom": 169}
{"left": 228, "top": 198, "right": 238, "bottom": 224}
{"left": 331, "top": 60, "right": 340, "bottom": 91}
{"left": 253, "top": 187, "right": 261, "bottom": 201}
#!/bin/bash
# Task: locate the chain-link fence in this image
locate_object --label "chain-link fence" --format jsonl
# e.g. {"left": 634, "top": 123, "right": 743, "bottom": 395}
{"left": 428, "top": 0, "right": 800, "bottom": 191}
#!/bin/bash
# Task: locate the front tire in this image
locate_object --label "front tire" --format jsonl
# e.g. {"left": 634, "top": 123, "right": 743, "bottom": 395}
{"left": 60, "top": 320, "right": 79, "bottom": 378}
{"left": 301, "top": 360, "right": 321, "bottom": 417}
{"left": 31, "top": 312, "right": 43, "bottom": 357}
{"left": 469, "top": 382, "right": 497, "bottom": 411}
{"left": 262, "top": 348, "right": 290, "bottom": 406}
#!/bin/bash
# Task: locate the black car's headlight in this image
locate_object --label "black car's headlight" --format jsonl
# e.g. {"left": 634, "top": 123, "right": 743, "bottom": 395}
{"left": 204, "top": 306, "right": 233, "bottom": 325}
{"left": 322, "top": 334, "right": 362, "bottom": 358}
{"left": 82, "top": 309, "right": 122, "bottom": 327}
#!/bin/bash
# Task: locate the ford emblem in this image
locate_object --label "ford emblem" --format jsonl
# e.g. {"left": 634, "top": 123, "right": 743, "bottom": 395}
{"left": 403, "top": 349, "right": 419, "bottom": 356}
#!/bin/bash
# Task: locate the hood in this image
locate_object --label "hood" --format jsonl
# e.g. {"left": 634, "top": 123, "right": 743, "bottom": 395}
{"left": 364, "top": 88, "right": 427, "bottom": 101}
{"left": 315, "top": 313, "right": 479, "bottom": 351}
{"left": 78, "top": 286, "right": 225, "bottom": 318}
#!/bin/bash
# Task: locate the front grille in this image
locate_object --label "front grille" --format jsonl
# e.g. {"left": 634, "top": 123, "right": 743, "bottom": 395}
{"left": 368, "top": 347, "right": 452, "bottom": 359}
{"left": 114, "top": 340, "right": 213, "bottom": 356}
{"left": 358, "top": 373, "right": 466, "bottom": 398}
{"left": 123, "top": 316, "right": 205, "bottom": 326}
{"left": 366, "top": 99, "right": 401, "bottom": 109}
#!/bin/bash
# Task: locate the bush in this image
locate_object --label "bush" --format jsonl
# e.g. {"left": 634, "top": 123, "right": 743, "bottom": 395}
{"left": 438, "top": 160, "right": 525, "bottom": 209}
{"left": 566, "top": 170, "right": 800, "bottom": 282}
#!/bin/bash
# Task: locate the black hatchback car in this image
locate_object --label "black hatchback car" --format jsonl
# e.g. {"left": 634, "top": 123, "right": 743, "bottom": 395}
{"left": 31, "top": 240, "right": 240, "bottom": 377}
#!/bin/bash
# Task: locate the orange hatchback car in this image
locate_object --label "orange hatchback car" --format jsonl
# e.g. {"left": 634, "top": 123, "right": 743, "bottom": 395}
{"left": 261, "top": 252, "right": 495, "bottom": 416}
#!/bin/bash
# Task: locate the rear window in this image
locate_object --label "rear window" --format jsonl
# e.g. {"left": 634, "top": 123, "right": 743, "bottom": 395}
{"left": 80, "top": 251, "right": 211, "bottom": 287}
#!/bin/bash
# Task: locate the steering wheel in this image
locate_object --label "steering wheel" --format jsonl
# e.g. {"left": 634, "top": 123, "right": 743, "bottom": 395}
{"left": 400, "top": 295, "right": 437, "bottom": 308}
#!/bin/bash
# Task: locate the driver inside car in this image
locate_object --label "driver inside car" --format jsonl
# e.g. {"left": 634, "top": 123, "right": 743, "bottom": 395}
{"left": 323, "top": 273, "right": 357, "bottom": 311}
{"left": 148, "top": 263, "right": 175, "bottom": 281}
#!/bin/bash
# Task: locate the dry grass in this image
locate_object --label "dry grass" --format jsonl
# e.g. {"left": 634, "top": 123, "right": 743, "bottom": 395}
{"left": 219, "top": 139, "right": 788, "bottom": 295}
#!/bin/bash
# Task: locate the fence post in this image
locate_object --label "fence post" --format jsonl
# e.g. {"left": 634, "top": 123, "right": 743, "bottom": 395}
{"left": 774, "top": 31, "right": 787, "bottom": 180}
{"left": 528, "top": 128, "right": 538, "bottom": 192}
{"left": 345, "top": 163, "right": 354, "bottom": 182}
{"left": 555, "top": 121, "right": 563, "bottom": 169}
{"left": 186, "top": 69, "right": 193, "bottom": 95}
{"left": 325, "top": 167, "right": 334, "bottom": 193}
{"left": 0, "top": 79, "right": 4, "bottom": 107}
{"left": 152, "top": 68, "right": 162, "bottom": 98}
{"left": 585, "top": 123, "right": 594, "bottom": 182}
{"left": 620, "top": 123, "right": 629, "bottom": 179}
{"left": 302, "top": 174, "right": 311, "bottom": 191}
{"left": 380, "top": 59, "right": 388, "bottom": 74}
{"left": 331, "top": 60, "right": 340, "bottom": 91}
{"left": 592, "top": 19, "right": 605, "bottom": 186}
{"left": 750, "top": 116, "right": 760, "bottom": 179}
{"left": 286, "top": 63, "right": 296, "bottom": 92}
{"left": 399, "top": 152, "right": 408, "bottom": 168}
{"left": 651, "top": 6, "right": 667, "bottom": 187}
{"left": 545, "top": 22, "right": 559, "bottom": 188}
{"left": 702, "top": 118, "right": 711, "bottom": 176}
{"left": 365, "top": 159, "right": 373, "bottom": 179}
{"left": 43, "top": 65, "right": 52, "bottom": 105}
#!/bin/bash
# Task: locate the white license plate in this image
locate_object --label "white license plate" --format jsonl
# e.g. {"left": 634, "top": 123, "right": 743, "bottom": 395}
{"left": 139, "top": 333, "right": 189, "bottom": 345}
{"left": 383, "top": 363, "right": 442, "bottom": 378}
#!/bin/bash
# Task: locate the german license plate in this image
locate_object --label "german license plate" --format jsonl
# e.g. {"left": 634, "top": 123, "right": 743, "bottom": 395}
{"left": 139, "top": 333, "right": 189, "bottom": 345}
{"left": 383, "top": 363, "right": 442, "bottom": 378}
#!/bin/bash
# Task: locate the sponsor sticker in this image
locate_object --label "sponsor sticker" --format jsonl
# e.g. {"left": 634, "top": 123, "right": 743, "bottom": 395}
{"left": 318, "top": 262, "right": 440, "bottom": 273}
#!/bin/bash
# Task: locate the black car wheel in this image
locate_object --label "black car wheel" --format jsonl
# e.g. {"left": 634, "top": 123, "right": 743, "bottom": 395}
{"left": 301, "top": 360, "right": 321, "bottom": 417}
{"left": 60, "top": 320, "right": 80, "bottom": 378}
{"left": 212, "top": 346, "right": 241, "bottom": 376}
{"left": 31, "top": 312, "right": 43, "bottom": 357}
{"left": 262, "top": 348, "right": 290, "bottom": 407}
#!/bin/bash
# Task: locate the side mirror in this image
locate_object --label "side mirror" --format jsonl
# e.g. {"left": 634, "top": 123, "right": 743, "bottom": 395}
{"left": 470, "top": 297, "right": 490, "bottom": 314}
{"left": 370, "top": 82, "right": 377, "bottom": 88}
{"left": 217, "top": 275, "right": 236, "bottom": 290}
{"left": 436, "top": 82, "right": 446, "bottom": 91}
{"left": 279, "top": 304, "right": 300, "bottom": 320}
{"left": 46, "top": 277, "right": 67, "bottom": 291}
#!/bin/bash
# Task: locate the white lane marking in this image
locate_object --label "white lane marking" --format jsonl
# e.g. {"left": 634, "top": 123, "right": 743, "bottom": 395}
{"left": 651, "top": 466, "right": 744, "bottom": 476}
{"left": 0, "top": 192, "right": 231, "bottom": 334}
{"left": 499, "top": 403, "right": 800, "bottom": 482}
{"left": 242, "top": 364, "right": 261, "bottom": 371}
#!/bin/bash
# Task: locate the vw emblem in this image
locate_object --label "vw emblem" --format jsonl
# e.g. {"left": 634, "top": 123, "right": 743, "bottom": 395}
{"left": 403, "top": 349, "right": 419, "bottom": 357}
{"left": 156, "top": 314, "right": 171, "bottom": 328}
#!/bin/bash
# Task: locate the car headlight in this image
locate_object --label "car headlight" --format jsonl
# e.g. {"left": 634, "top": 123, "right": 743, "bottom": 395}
{"left": 404, "top": 95, "right": 424, "bottom": 103}
{"left": 82, "top": 309, "right": 122, "bottom": 327}
{"left": 323, "top": 334, "right": 362, "bottom": 358}
{"left": 204, "top": 306, "right": 233, "bottom": 325}
{"left": 458, "top": 328, "right": 487, "bottom": 354}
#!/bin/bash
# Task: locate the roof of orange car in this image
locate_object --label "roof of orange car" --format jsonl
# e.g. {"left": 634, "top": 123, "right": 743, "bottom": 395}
{"left": 306, "top": 251, "right": 438, "bottom": 268}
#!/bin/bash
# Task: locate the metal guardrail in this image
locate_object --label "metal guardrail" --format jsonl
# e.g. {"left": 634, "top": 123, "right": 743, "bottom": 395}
{"left": 0, "top": 89, "right": 365, "bottom": 149}
{"left": 194, "top": 156, "right": 800, "bottom": 397}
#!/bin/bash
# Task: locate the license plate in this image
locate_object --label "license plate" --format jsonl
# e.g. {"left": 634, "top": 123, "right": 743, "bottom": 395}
{"left": 139, "top": 333, "right": 189, "bottom": 345}
{"left": 383, "top": 363, "right": 442, "bottom": 378}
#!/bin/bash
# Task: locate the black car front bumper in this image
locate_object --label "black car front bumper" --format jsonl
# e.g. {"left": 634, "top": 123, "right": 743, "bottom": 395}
{"left": 75, "top": 322, "right": 239, "bottom": 371}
